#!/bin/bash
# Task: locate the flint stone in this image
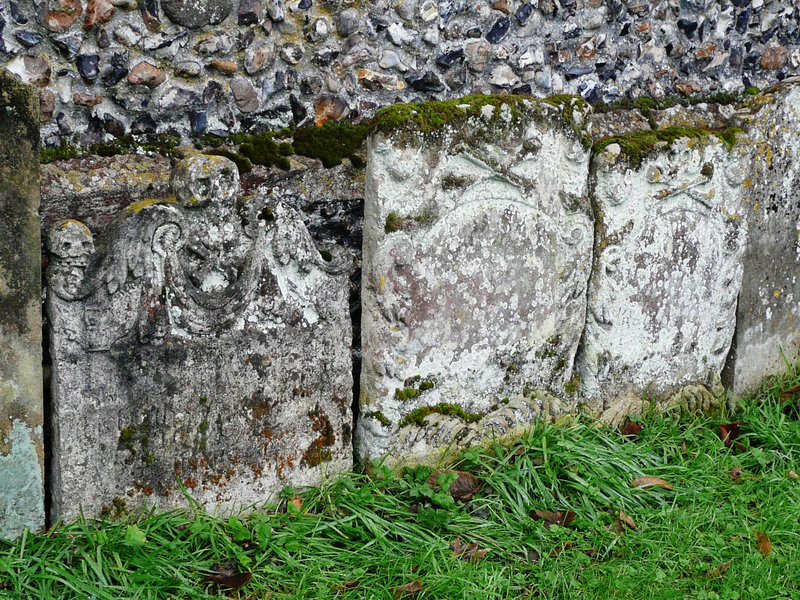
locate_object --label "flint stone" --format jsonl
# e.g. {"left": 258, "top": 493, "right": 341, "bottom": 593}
{"left": 578, "top": 136, "right": 748, "bottom": 425}
{"left": 723, "top": 83, "right": 800, "bottom": 393}
{"left": 161, "top": 0, "right": 233, "bottom": 28}
{"left": 357, "top": 98, "right": 593, "bottom": 465}
{"left": 0, "top": 69, "right": 45, "bottom": 539}
{"left": 231, "top": 77, "right": 260, "bottom": 112}
{"left": 47, "top": 155, "right": 354, "bottom": 521}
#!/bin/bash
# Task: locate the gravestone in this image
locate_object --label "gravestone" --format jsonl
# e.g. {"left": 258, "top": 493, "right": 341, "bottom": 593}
{"left": 357, "top": 97, "right": 594, "bottom": 464}
{"left": 722, "top": 82, "right": 800, "bottom": 394}
{"left": 0, "top": 69, "right": 45, "bottom": 539}
{"left": 48, "top": 154, "right": 354, "bottom": 521}
{"left": 578, "top": 134, "right": 748, "bottom": 424}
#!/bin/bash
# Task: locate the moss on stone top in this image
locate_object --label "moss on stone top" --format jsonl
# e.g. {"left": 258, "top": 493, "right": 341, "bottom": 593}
{"left": 370, "top": 94, "right": 591, "bottom": 147}
{"left": 400, "top": 403, "right": 483, "bottom": 428}
{"left": 593, "top": 126, "right": 743, "bottom": 169}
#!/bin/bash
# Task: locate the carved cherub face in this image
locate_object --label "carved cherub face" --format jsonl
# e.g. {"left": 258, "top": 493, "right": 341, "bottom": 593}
{"left": 172, "top": 155, "right": 240, "bottom": 208}
{"left": 48, "top": 220, "right": 95, "bottom": 301}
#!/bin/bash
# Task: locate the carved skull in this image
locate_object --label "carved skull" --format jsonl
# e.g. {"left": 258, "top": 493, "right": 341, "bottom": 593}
{"left": 48, "top": 220, "right": 95, "bottom": 301}
{"left": 171, "top": 154, "right": 240, "bottom": 208}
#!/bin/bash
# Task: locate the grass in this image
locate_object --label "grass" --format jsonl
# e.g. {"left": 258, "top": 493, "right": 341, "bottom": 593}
{"left": 2, "top": 375, "right": 799, "bottom": 599}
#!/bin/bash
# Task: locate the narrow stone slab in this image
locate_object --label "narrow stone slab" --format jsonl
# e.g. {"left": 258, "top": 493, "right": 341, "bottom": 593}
{"left": 357, "top": 97, "right": 593, "bottom": 464}
{"left": 0, "top": 69, "right": 45, "bottom": 539}
{"left": 579, "top": 132, "right": 748, "bottom": 424}
{"left": 721, "top": 83, "right": 800, "bottom": 394}
{"left": 47, "top": 154, "right": 353, "bottom": 521}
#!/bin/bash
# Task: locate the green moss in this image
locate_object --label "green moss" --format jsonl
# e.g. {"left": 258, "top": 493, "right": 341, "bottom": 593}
{"left": 395, "top": 388, "right": 420, "bottom": 401}
{"left": 593, "top": 126, "right": 743, "bottom": 168}
{"left": 278, "top": 142, "right": 295, "bottom": 156}
{"left": 419, "top": 381, "right": 435, "bottom": 392}
{"left": 40, "top": 144, "right": 81, "bottom": 163}
{"left": 564, "top": 374, "right": 582, "bottom": 395}
{"left": 349, "top": 154, "right": 365, "bottom": 168}
{"left": 41, "top": 134, "right": 180, "bottom": 164}
{"left": 745, "top": 87, "right": 759, "bottom": 96}
{"left": 292, "top": 121, "right": 369, "bottom": 168}
{"left": 385, "top": 212, "right": 403, "bottom": 233}
{"left": 199, "top": 395, "right": 208, "bottom": 404}
{"left": 442, "top": 175, "right": 471, "bottom": 190}
{"left": 143, "top": 455, "right": 155, "bottom": 466}
{"left": 119, "top": 426, "right": 136, "bottom": 452}
{"left": 400, "top": 403, "right": 484, "bottom": 428}
{"left": 319, "top": 250, "right": 333, "bottom": 262}
{"left": 700, "top": 161, "right": 714, "bottom": 178}
{"left": 202, "top": 148, "right": 252, "bottom": 174}
{"left": 198, "top": 421, "right": 208, "bottom": 433}
{"left": 239, "top": 132, "right": 291, "bottom": 170}
{"left": 364, "top": 411, "right": 392, "bottom": 427}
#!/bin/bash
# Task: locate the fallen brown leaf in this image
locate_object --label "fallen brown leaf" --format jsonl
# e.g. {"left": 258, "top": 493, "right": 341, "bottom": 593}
{"left": 631, "top": 476, "right": 674, "bottom": 490}
{"left": 621, "top": 421, "right": 642, "bottom": 438}
{"left": 719, "top": 420, "right": 741, "bottom": 448}
{"left": 728, "top": 466, "right": 743, "bottom": 481}
{"left": 205, "top": 565, "right": 252, "bottom": 590}
{"left": 450, "top": 538, "right": 490, "bottom": 563}
{"left": 780, "top": 383, "right": 800, "bottom": 403}
{"left": 289, "top": 496, "right": 304, "bottom": 512}
{"left": 334, "top": 580, "right": 361, "bottom": 592}
{"left": 788, "top": 470, "right": 799, "bottom": 480}
{"left": 617, "top": 510, "right": 637, "bottom": 530}
{"left": 392, "top": 580, "right": 423, "bottom": 599}
{"left": 704, "top": 559, "right": 732, "bottom": 578}
{"left": 531, "top": 509, "right": 577, "bottom": 529}
{"left": 427, "top": 470, "right": 481, "bottom": 500}
{"left": 755, "top": 531, "right": 772, "bottom": 557}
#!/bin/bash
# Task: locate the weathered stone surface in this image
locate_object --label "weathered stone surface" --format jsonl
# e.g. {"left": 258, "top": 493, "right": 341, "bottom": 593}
{"left": 578, "top": 135, "right": 748, "bottom": 424}
{"left": 161, "top": 0, "right": 233, "bottom": 29}
{"left": 723, "top": 82, "right": 800, "bottom": 393}
{"left": 0, "top": 69, "right": 45, "bottom": 539}
{"left": 47, "top": 154, "right": 354, "bottom": 521}
{"left": 357, "top": 98, "right": 593, "bottom": 464}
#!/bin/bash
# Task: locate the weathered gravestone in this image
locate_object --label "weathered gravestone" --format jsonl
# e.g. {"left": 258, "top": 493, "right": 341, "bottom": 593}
{"left": 578, "top": 133, "right": 748, "bottom": 424}
{"left": 48, "top": 154, "right": 354, "bottom": 521}
{"left": 722, "top": 82, "right": 800, "bottom": 394}
{"left": 357, "top": 97, "right": 594, "bottom": 464}
{"left": 0, "top": 70, "right": 45, "bottom": 538}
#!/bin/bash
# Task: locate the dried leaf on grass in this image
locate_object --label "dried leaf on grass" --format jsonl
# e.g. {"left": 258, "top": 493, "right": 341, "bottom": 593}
{"left": 621, "top": 421, "right": 642, "bottom": 438}
{"left": 719, "top": 420, "right": 741, "bottom": 448}
{"left": 333, "top": 580, "right": 361, "bottom": 592}
{"left": 788, "top": 470, "right": 799, "bottom": 480}
{"left": 450, "top": 538, "right": 490, "bottom": 563}
{"left": 728, "top": 466, "right": 743, "bottom": 481}
{"left": 704, "top": 560, "right": 732, "bottom": 578}
{"left": 617, "top": 510, "right": 637, "bottom": 530}
{"left": 779, "top": 383, "right": 800, "bottom": 403}
{"left": 755, "top": 531, "right": 772, "bottom": 557}
{"left": 392, "top": 580, "right": 423, "bottom": 599}
{"left": 289, "top": 496, "right": 304, "bottom": 512}
{"left": 631, "top": 476, "right": 674, "bottom": 490}
{"left": 531, "top": 509, "right": 577, "bottom": 529}
{"left": 205, "top": 565, "right": 252, "bottom": 590}
{"left": 427, "top": 470, "right": 481, "bottom": 500}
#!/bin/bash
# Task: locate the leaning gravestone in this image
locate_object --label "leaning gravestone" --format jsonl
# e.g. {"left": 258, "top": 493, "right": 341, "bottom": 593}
{"left": 578, "top": 132, "right": 748, "bottom": 424}
{"left": 722, "top": 82, "right": 800, "bottom": 394}
{"left": 0, "top": 70, "right": 45, "bottom": 538}
{"left": 48, "top": 154, "right": 353, "bottom": 521}
{"left": 357, "top": 97, "right": 594, "bottom": 464}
